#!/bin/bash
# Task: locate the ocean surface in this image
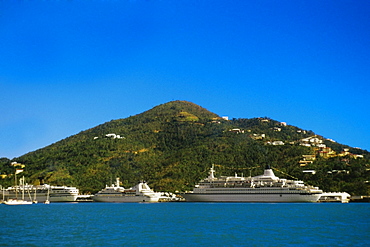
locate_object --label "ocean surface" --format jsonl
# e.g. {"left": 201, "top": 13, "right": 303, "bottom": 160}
{"left": 1, "top": 202, "right": 369, "bottom": 246}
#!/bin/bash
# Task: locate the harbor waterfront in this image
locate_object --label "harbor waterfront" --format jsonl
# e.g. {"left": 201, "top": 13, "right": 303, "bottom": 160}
{"left": 0, "top": 203, "right": 368, "bottom": 246}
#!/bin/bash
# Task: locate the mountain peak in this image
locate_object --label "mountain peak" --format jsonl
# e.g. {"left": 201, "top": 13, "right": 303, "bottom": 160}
{"left": 137, "top": 100, "right": 220, "bottom": 121}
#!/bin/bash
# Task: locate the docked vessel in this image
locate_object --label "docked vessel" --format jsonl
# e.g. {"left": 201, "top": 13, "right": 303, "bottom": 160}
{"left": 93, "top": 178, "right": 168, "bottom": 203}
{"left": 2, "top": 174, "right": 34, "bottom": 205}
{"left": 3, "top": 184, "right": 79, "bottom": 203}
{"left": 182, "top": 165, "right": 323, "bottom": 202}
{"left": 3, "top": 199, "right": 33, "bottom": 205}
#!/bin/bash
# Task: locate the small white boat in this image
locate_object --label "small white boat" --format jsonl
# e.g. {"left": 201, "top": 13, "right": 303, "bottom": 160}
{"left": 3, "top": 199, "right": 33, "bottom": 205}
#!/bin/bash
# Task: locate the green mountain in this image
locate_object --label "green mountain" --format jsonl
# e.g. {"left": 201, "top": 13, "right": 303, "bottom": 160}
{"left": 1, "top": 100, "right": 369, "bottom": 195}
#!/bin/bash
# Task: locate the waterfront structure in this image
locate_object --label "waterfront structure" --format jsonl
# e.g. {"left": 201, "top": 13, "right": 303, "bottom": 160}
{"left": 319, "top": 192, "right": 351, "bottom": 203}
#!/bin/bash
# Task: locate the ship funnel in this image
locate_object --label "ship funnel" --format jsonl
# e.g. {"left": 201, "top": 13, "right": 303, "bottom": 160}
{"left": 263, "top": 166, "right": 278, "bottom": 179}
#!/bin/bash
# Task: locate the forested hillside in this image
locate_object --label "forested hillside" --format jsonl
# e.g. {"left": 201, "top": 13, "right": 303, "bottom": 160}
{"left": 1, "top": 101, "right": 369, "bottom": 195}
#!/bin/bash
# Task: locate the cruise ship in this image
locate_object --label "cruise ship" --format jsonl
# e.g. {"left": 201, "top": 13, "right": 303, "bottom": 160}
{"left": 93, "top": 178, "right": 170, "bottom": 203}
{"left": 182, "top": 165, "right": 323, "bottom": 202}
{"left": 3, "top": 184, "right": 79, "bottom": 203}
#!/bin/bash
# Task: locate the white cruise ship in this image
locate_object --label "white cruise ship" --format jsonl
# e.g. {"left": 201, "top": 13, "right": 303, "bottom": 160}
{"left": 182, "top": 165, "right": 323, "bottom": 202}
{"left": 3, "top": 184, "right": 79, "bottom": 202}
{"left": 93, "top": 178, "right": 168, "bottom": 203}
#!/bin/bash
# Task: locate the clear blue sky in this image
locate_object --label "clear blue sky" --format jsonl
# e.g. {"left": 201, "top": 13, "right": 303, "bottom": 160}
{"left": 1, "top": 0, "right": 369, "bottom": 158}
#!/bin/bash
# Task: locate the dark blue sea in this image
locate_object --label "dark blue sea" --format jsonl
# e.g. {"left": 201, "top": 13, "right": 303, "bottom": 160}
{"left": 1, "top": 202, "right": 369, "bottom": 246}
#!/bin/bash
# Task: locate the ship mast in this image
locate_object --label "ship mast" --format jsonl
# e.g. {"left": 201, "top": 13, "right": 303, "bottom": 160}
{"left": 209, "top": 165, "right": 215, "bottom": 179}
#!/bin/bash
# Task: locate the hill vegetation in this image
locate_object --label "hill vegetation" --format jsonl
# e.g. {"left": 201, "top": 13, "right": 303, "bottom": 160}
{"left": 1, "top": 101, "right": 369, "bottom": 196}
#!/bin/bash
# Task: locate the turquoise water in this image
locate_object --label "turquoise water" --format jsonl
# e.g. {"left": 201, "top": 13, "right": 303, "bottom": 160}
{"left": 1, "top": 203, "right": 369, "bottom": 246}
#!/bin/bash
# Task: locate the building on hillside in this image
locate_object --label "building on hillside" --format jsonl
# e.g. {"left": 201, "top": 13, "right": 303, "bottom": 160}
{"left": 303, "top": 170, "right": 316, "bottom": 174}
{"left": 338, "top": 148, "right": 364, "bottom": 159}
{"left": 353, "top": 154, "right": 364, "bottom": 159}
{"left": 301, "top": 136, "right": 323, "bottom": 144}
{"left": 297, "top": 130, "right": 307, "bottom": 134}
{"left": 299, "top": 155, "right": 316, "bottom": 166}
{"left": 11, "top": 162, "right": 25, "bottom": 168}
{"left": 316, "top": 146, "right": 336, "bottom": 158}
{"left": 266, "top": 141, "right": 284, "bottom": 145}
{"left": 300, "top": 143, "right": 312, "bottom": 147}
{"left": 250, "top": 133, "right": 265, "bottom": 140}
{"left": 338, "top": 148, "right": 350, "bottom": 156}
{"left": 229, "top": 128, "right": 244, "bottom": 133}
{"left": 259, "top": 118, "right": 269, "bottom": 123}
{"left": 105, "top": 133, "right": 124, "bottom": 139}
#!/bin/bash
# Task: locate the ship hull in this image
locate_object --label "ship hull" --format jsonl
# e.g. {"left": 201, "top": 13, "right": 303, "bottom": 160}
{"left": 3, "top": 191, "right": 79, "bottom": 202}
{"left": 93, "top": 195, "right": 160, "bottom": 203}
{"left": 182, "top": 193, "right": 321, "bottom": 202}
{"left": 4, "top": 193, "right": 78, "bottom": 202}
